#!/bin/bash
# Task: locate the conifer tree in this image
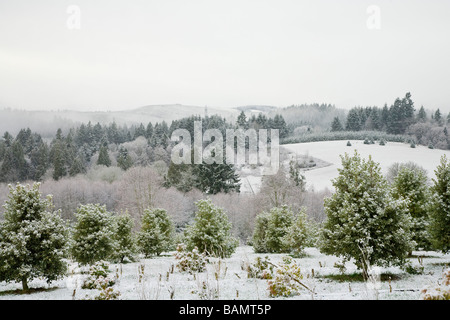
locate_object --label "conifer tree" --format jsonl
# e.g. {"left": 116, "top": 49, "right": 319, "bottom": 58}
{"left": 193, "top": 152, "right": 240, "bottom": 195}
{"left": 417, "top": 106, "right": 427, "bottom": 122}
{"left": 97, "top": 145, "right": 112, "bottom": 167}
{"left": 320, "top": 151, "right": 414, "bottom": 279}
{"left": 71, "top": 204, "right": 115, "bottom": 265}
{"left": 391, "top": 166, "right": 432, "bottom": 251}
{"left": 112, "top": 212, "right": 136, "bottom": 263}
{"left": 185, "top": 199, "right": 238, "bottom": 258}
{"left": 252, "top": 205, "right": 293, "bottom": 254}
{"left": 117, "top": 146, "right": 133, "bottom": 171}
{"left": 428, "top": 155, "right": 450, "bottom": 253}
{"left": 137, "top": 208, "right": 174, "bottom": 257}
{"left": 331, "top": 116, "right": 344, "bottom": 132}
{"left": 0, "top": 183, "right": 68, "bottom": 291}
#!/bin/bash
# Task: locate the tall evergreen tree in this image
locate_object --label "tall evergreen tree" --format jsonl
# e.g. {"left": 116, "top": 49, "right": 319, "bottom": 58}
{"left": 331, "top": 117, "right": 344, "bottom": 132}
{"left": 185, "top": 199, "right": 238, "bottom": 258}
{"left": 193, "top": 158, "right": 240, "bottom": 195}
{"left": 0, "top": 183, "right": 68, "bottom": 291}
{"left": 320, "top": 151, "right": 414, "bottom": 279}
{"left": 71, "top": 204, "right": 115, "bottom": 265}
{"left": 417, "top": 106, "right": 427, "bottom": 122}
{"left": 137, "top": 208, "right": 174, "bottom": 257}
{"left": 428, "top": 155, "right": 450, "bottom": 253}
{"left": 391, "top": 166, "right": 432, "bottom": 251}
{"left": 345, "top": 109, "right": 362, "bottom": 131}
{"left": 97, "top": 145, "right": 112, "bottom": 167}
{"left": 117, "top": 146, "right": 133, "bottom": 171}
{"left": 435, "top": 109, "right": 443, "bottom": 126}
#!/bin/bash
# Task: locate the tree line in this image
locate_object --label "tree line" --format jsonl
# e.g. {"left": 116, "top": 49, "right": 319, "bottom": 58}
{"left": 0, "top": 112, "right": 289, "bottom": 188}
{"left": 331, "top": 92, "right": 450, "bottom": 149}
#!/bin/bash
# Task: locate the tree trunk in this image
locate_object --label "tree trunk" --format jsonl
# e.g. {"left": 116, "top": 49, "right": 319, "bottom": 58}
{"left": 22, "top": 277, "right": 29, "bottom": 291}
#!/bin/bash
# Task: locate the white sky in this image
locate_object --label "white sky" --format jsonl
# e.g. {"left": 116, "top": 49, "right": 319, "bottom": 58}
{"left": 0, "top": 0, "right": 449, "bottom": 112}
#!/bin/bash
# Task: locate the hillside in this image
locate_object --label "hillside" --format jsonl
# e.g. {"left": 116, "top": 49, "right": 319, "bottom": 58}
{"left": 0, "top": 104, "right": 240, "bottom": 137}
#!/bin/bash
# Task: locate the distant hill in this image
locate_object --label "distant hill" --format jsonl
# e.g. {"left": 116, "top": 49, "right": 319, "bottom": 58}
{"left": 0, "top": 104, "right": 240, "bottom": 138}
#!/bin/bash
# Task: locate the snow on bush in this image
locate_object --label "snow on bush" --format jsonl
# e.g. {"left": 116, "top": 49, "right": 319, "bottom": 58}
{"left": 267, "top": 257, "right": 309, "bottom": 298}
{"left": 174, "top": 243, "right": 208, "bottom": 274}
{"left": 246, "top": 256, "right": 274, "bottom": 280}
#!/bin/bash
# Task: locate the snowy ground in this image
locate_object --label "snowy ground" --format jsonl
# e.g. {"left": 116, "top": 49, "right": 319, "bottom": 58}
{"left": 1, "top": 246, "right": 448, "bottom": 300}
{"left": 240, "top": 140, "right": 450, "bottom": 192}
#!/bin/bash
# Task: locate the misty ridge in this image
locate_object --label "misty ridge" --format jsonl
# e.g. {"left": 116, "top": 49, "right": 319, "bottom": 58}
{"left": 0, "top": 103, "right": 347, "bottom": 139}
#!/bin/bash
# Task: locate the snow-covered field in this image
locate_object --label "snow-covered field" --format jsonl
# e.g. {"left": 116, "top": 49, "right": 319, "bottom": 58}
{"left": 1, "top": 246, "right": 448, "bottom": 300}
{"left": 241, "top": 140, "right": 450, "bottom": 192}
{"left": 284, "top": 140, "right": 450, "bottom": 191}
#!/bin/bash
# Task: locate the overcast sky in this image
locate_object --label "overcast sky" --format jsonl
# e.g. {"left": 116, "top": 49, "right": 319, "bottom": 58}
{"left": 0, "top": 0, "right": 449, "bottom": 112}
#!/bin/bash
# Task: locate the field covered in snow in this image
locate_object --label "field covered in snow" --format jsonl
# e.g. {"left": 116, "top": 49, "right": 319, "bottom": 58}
{"left": 284, "top": 140, "right": 450, "bottom": 191}
{"left": 0, "top": 246, "right": 449, "bottom": 300}
{"left": 240, "top": 140, "right": 450, "bottom": 193}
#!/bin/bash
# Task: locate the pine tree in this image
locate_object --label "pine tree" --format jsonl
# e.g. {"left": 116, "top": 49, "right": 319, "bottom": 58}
{"left": 417, "top": 106, "right": 427, "bottom": 122}
{"left": 112, "top": 212, "right": 136, "bottom": 263}
{"left": 435, "top": 109, "right": 443, "bottom": 126}
{"left": 97, "top": 145, "right": 112, "bottom": 167}
{"left": 428, "top": 155, "right": 450, "bottom": 253}
{"left": 252, "top": 205, "right": 294, "bottom": 254}
{"left": 319, "top": 151, "right": 414, "bottom": 279}
{"left": 137, "top": 208, "right": 174, "bottom": 257}
{"left": 71, "top": 204, "right": 115, "bottom": 265}
{"left": 0, "top": 183, "right": 68, "bottom": 291}
{"left": 236, "top": 111, "right": 248, "bottom": 129}
{"left": 185, "top": 199, "right": 238, "bottom": 258}
{"left": 117, "top": 146, "right": 133, "bottom": 171}
{"left": 51, "top": 132, "right": 67, "bottom": 181}
{"left": 69, "top": 155, "right": 86, "bottom": 176}
{"left": 193, "top": 155, "right": 240, "bottom": 194}
{"left": 391, "top": 166, "right": 432, "bottom": 251}
{"left": 345, "top": 109, "right": 362, "bottom": 131}
{"left": 331, "top": 117, "right": 344, "bottom": 132}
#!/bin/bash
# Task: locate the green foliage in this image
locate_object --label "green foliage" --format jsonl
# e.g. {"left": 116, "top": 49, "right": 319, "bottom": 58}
{"left": 117, "top": 147, "right": 133, "bottom": 171}
{"left": 137, "top": 208, "right": 174, "bottom": 257}
{"left": 97, "top": 146, "right": 112, "bottom": 167}
{"left": 112, "top": 212, "right": 136, "bottom": 263}
{"left": 252, "top": 206, "right": 293, "bottom": 254}
{"left": 71, "top": 204, "right": 115, "bottom": 265}
{"left": 0, "top": 183, "right": 68, "bottom": 290}
{"left": 331, "top": 117, "right": 344, "bottom": 132}
{"left": 428, "top": 155, "right": 450, "bottom": 253}
{"left": 284, "top": 209, "right": 311, "bottom": 257}
{"left": 267, "top": 258, "right": 306, "bottom": 297}
{"left": 252, "top": 206, "right": 312, "bottom": 256}
{"left": 185, "top": 199, "right": 238, "bottom": 258}
{"left": 319, "top": 151, "right": 414, "bottom": 279}
{"left": 82, "top": 261, "right": 115, "bottom": 289}
{"left": 81, "top": 261, "right": 120, "bottom": 300}
{"left": 193, "top": 161, "right": 241, "bottom": 195}
{"left": 391, "top": 166, "right": 432, "bottom": 250}
{"left": 246, "top": 256, "right": 275, "bottom": 279}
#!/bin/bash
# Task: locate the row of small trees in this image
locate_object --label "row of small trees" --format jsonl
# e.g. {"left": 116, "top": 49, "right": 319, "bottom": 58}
{"left": 0, "top": 182, "right": 238, "bottom": 291}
